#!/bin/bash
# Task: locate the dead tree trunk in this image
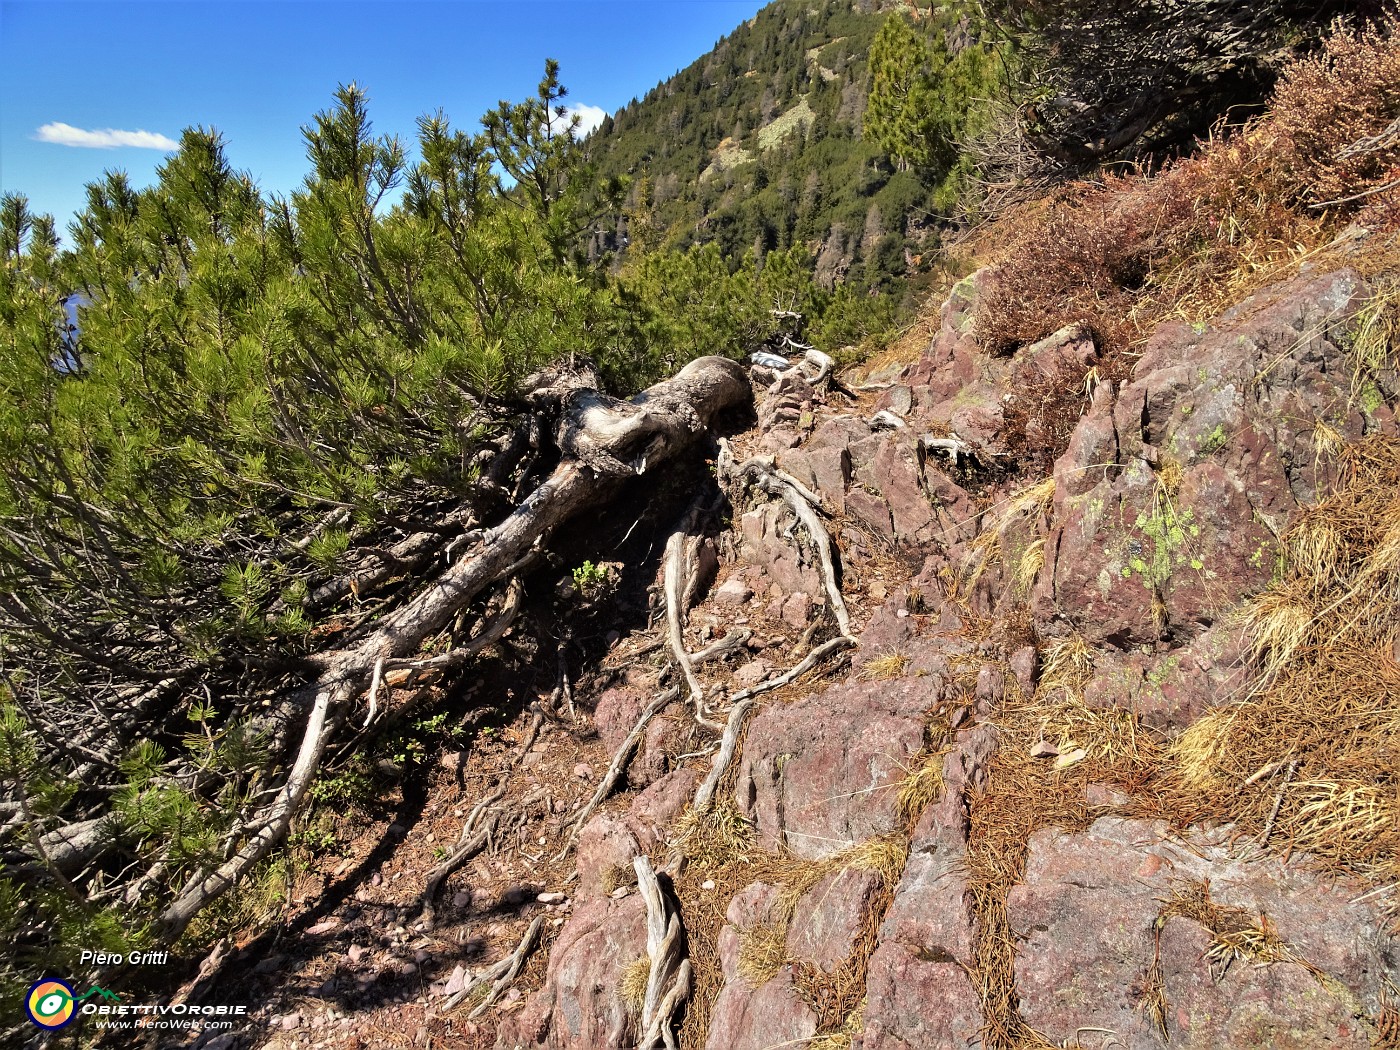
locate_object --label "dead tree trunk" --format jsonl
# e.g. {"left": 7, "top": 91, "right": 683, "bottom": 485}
{"left": 157, "top": 355, "right": 750, "bottom": 941}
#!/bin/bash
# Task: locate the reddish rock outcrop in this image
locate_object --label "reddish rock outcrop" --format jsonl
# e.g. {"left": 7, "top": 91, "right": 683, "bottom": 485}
{"left": 1008, "top": 817, "right": 1395, "bottom": 1049}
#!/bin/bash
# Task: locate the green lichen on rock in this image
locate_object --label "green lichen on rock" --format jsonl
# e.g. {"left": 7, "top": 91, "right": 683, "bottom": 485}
{"left": 1126, "top": 502, "right": 1202, "bottom": 589}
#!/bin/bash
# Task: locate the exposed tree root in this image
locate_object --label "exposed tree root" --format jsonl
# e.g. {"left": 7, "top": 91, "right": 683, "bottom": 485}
{"left": 444, "top": 914, "right": 546, "bottom": 1017}
{"left": 719, "top": 440, "right": 852, "bottom": 639}
{"left": 664, "top": 500, "right": 709, "bottom": 711}
{"left": 420, "top": 774, "right": 511, "bottom": 926}
{"left": 559, "top": 687, "right": 681, "bottom": 859}
{"left": 635, "top": 855, "right": 692, "bottom": 1050}
{"left": 691, "top": 634, "right": 855, "bottom": 815}
{"left": 151, "top": 356, "right": 749, "bottom": 944}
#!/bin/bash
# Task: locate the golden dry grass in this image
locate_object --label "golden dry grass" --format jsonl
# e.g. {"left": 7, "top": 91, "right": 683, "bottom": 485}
{"left": 672, "top": 798, "right": 759, "bottom": 1050}
{"left": 737, "top": 920, "right": 788, "bottom": 986}
{"left": 1037, "top": 633, "right": 1094, "bottom": 700}
{"left": 859, "top": 649, "right": 910, "bottom": 681}
{"left": 1161, "top": 438, "right": 1400, "bottom": 880}
{"left": 896, "top": 748, "right": 948, "bottom": 827}
{"left": 621, "top": 956, "right": 652, "bottom": 1015}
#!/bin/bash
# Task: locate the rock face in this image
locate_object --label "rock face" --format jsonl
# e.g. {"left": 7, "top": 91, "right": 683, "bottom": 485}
{"left": 736, "top": 676, "right": 940, "bottom": 859}
{"left": 1038, "top": 269, "right": 1390, "bottom": 648}
{"left": 1008, "top": 817, "right": 1395, "bottom": 1050}
{"left": 856, "top": 725, "right": 997, "bottom": 1050}
{"left": 497, "top": 895, "right": 648, "bottom": 1049}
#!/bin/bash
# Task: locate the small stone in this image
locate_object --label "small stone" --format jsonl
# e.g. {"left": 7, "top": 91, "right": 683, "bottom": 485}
{"left": 452, "top": 891, "right": 472, "bottom": 909}
{"left": 281, "top": 1013, "right": 303, "bottom": 1030}
{"left": 347, "top": 944, "right": 365, "bottom": 964}
{"left": 414, "top": 949, "right": 430, "bottom": 964}
{"left": 896, "top": 608, "right": 910, "bottom": 619}
{"left": 1010, "top": 646, "right": 1039, "bottom": 692}
{"left": 370, "top": 872, "right": 383, "bottom": 887}
{"left": 399, "top": 962, "right": 419, "bottom": 976}
{"left": 573, "top": 762, "right": 594, "bottom": 780}
{"left": 1030, "top": 740, "right": 1059, "bottom": 760}
{"left": 868, "top": 581, "right": 888, "bottom": 601}
{"left": 780, "top": 592, "right": 813, "bottom": 628}
{"left": 387, "top": 823, "right": 407, "bottom": 839}
{"left": 610, "top": 885, "right": 631, "bottom": 899}
{"left": 438, "top": 751, "right": 464, "bottom": 770}
{"left": 442, "top": 964, "right": 468, "bottom": 997}
{"left": 734, "top": 659, "right": 770, "bottom": 687}
{"left": 702, "top": 880, "right": 716, "bottom": 891}
{"left": 714, "top": 577, "right": 754, "bottom": 606}
{"left": 503, "top": 886, "right": 531, "bottom": 906}
{"left": 253, "top": 955, "right": 284, "bottom": 974}
{"left": 537, "top": 891, "right": 566, "bottom": 904}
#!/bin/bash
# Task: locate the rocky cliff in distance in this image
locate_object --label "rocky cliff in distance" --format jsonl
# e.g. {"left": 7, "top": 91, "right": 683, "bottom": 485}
{"left": 496, "top": 247, "right": 1399, "bottom": 1049}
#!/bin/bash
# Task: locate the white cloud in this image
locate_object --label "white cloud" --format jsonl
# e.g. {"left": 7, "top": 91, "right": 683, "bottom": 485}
{"left": 546, "top": 104, "right": 608, "bottom": 139}
{"left": 35, "top": 122, "right": 178, "bottom": 150}
{"left": 566, "top": 104, "right": 607, "bottom": 138}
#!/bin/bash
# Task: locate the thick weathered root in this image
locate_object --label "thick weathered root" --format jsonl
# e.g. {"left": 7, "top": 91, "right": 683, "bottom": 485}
{"left": 154, "top": 356, "right": 750, "bottom": 944}
{"left": 635, "top": 855, "right": 691, "bottom": 1050}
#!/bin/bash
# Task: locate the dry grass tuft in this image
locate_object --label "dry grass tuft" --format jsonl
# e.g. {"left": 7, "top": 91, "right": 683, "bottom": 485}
{"left": 1155, "top": 455, "right": 1185, "bottom": 498}
{"left": 859, "top": 649, "right": 910, "bottom": 681}
{"left": 621, "top": 956, "right": 651, "bottom": 1015}
{"left": 896, "top": 748, "right": 949, "bottom": 828}
{"left": 1038, "top": 633, "right": 1094, "bottom": 700}
{"left": 737, "top": 920, "right": 788, "bottom": 986}
{"left": 1015, "top": 538, "right": 1046, "bottom": 594}
{"left": 805, "top": 998, "right": 866, "bottom": 1050}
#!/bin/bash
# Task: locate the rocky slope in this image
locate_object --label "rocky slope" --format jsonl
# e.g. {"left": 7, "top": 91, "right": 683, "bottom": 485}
{"left": 178, "top": 246, "right": 1398, "bottom": 1050}
{"left": 494, "top": 252, "right": 1398, "bottom": 1049}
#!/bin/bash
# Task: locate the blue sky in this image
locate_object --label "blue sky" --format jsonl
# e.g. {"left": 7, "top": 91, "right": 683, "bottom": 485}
{"left": 0, "top": 0, "right": 770, "bottom": 239}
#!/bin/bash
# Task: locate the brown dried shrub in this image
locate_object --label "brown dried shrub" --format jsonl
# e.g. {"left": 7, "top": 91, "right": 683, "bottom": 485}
{"left": 973, "top": 14, "right": 1400, "bottom": 357}
{"left": 1272, "top": 14, "right": 1400, "bottom": 209}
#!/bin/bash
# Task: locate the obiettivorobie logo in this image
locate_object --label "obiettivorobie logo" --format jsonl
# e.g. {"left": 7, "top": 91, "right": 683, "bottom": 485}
{"left": 24, "top": 979, "right": 119, "bottom": 1030}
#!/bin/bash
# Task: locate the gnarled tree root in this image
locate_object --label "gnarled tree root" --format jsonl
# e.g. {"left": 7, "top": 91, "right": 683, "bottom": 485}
{"left": 155, "top": 356, "right": 750, "bottom": 944}
{"left": 635, "top": 855, "right": 691, "bottom": 1050}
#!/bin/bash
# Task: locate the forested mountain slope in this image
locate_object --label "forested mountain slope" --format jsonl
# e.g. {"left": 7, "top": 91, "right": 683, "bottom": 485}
{"left": 583, "top": 0, "right": 992, "bottom": 294}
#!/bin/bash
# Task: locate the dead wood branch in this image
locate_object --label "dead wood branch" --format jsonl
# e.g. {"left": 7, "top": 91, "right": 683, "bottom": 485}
{"left": 159, "top": 677, "right": 339, "bottom": 940}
